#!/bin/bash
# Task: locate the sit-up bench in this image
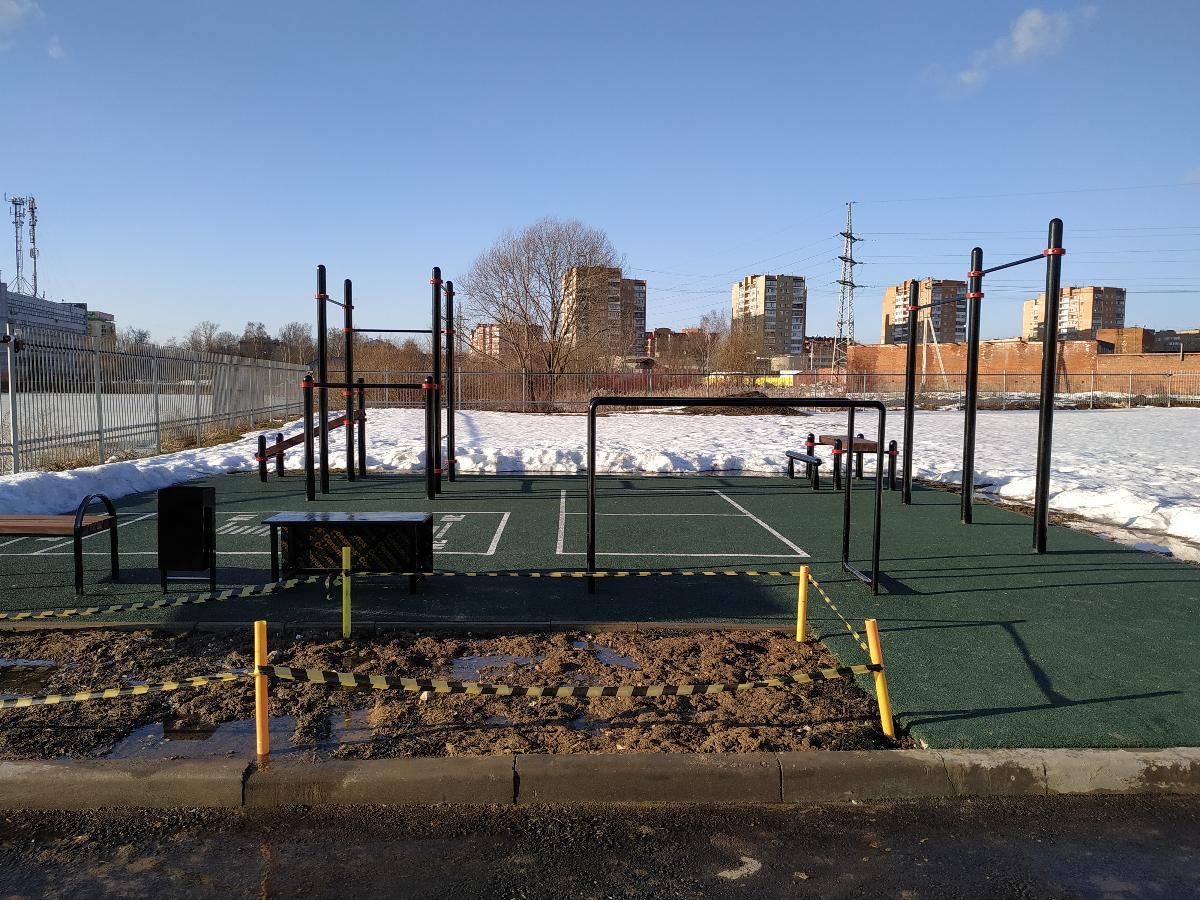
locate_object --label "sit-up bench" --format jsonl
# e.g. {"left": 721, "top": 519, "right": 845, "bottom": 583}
{"left": 0, "top": 493, "right": 120, "bottom": 596}
{"left": 785, "top": 450, "right": 823, "bottom": 489}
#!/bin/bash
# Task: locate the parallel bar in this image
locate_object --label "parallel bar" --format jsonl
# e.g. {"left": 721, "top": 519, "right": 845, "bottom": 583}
{"left": 356, "top": 378, "right": 366, "bottom": 476}
{"left": 309, "top": 382, "right": 423, "bottom": 391}
{"left": 431, "top": 267, "right": 443, "bottom": 495}
{"left": 346, "top": 328, "right": 432, "bottom": 334}
{"left": 302, "top": 374, "right": 315, "bottom": 501}
{"left": 962, "top": 247, "right": 984, "bottom": 524}
{"left": 1033, "top": 218, "right": 1065, "bottom": 553}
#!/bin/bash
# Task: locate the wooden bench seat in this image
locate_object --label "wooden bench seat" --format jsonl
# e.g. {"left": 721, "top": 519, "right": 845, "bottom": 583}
{"left": 0, "top": 495, "right": 120, "bottom": 596}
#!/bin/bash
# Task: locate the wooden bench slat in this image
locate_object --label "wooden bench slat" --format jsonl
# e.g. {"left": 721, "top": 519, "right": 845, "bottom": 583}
{"left": 0, "top": 515, "right": 115, "bottom": 536}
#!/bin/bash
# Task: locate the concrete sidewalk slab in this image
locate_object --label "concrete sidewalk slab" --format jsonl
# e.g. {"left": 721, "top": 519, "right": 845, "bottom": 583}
{"left": 0, "top": 759, "right": 246, "bottom": 809}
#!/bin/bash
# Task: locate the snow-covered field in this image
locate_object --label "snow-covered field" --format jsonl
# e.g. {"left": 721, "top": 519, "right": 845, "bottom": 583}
{"left": 2, "top": 407, "right": 1198, "bottom": 557}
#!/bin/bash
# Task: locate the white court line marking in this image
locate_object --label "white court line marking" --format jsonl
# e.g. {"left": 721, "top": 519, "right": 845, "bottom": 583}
{"left": 556, "top": 490, "right": 568, "bottom": 555}
{"left": 32, "top": 514, "right": 155, "bottom": 555}
{"left": 713, "top": 490, "right": 809, "bottom": 558}
{"left": 484, "top": 511, "right": 511, "bottom": 555}
{"left": 0, "top": 537, "right": 29, "bottom": 549}
{"left": 434, "top": 511, "right": 512, "bottom": 556}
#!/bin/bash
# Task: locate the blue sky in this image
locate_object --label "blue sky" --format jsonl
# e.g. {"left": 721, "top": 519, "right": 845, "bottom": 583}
{"left": 1, "top": 1, "right": 1196, "bottom": 342}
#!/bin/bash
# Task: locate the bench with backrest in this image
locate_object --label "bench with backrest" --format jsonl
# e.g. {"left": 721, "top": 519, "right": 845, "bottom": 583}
{"left": 0, "top": 494, "right": 120, "bottom": 596}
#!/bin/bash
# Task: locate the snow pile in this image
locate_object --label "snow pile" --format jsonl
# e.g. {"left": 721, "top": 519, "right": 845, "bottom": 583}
{"left": 2, "top": 407, "right": 1199, "bottom": 551}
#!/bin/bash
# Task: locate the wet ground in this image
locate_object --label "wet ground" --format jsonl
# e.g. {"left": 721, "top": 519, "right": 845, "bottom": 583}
{"left": 1, "top": 796, "right": 1197, "bottom": 898}
{"left": 0, "top": 628, "right": 900, "bottom": 759}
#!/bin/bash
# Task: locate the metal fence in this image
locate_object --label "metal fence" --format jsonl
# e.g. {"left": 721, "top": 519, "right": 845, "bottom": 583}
{"left": 1, "top": 324, "right": 306, "bottom": 474}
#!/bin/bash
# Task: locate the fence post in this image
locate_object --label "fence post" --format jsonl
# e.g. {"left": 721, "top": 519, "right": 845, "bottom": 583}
{"left": 194, "top": 359, "right": 203, "bottom": 444}
{"left": 151, "top": 354, "right": 162, "bottom": 454}
{"left": 1001, "top": 370, "right": 1007, "bottom": 410}
{"left": 1167, "top": 374, "right": 1172, "bottom": 409}
{"left": 4, "top": 322, "right": 18, "bottom": 474}
{"left": 93, "top": 345, "right": 105, "bottom": 464}
{"left": 1090, "top": 370, "right": 1095, "bottom": 410}
{"left": 254, "top": 619, "right": 270, "bottom": 762}
{"left": 1128, "top": 373, "right": 1133, "bottom": 409}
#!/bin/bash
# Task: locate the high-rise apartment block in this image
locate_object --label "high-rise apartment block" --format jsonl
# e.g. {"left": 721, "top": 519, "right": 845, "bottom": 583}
{"left": 470, "top": 323, "right": 502, "bottom": 358}
{"left": 729, "top": 274, "right": 806, "bottom": 356}
{"left": 561, "top": 266, "right": 646, "bottom": 357}
{"left": 1022, "top": 286, "right": 1126, "bottom": 339}
{"left": 879, "top": 279, "right": 967, "bottom": 345}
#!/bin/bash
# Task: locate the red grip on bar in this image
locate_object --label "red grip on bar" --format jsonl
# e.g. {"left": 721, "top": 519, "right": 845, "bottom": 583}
{"left": 314, "top": 293, "right": 329, "bottom": 300}
{"left": 967, "top": 270, "right": 983, "bottom": 277}
{"left": 966, "top": 291, "right": 983, "bottom": 299}
{"left": 1043, "top": 247, "right": 1066, "bottom": 256}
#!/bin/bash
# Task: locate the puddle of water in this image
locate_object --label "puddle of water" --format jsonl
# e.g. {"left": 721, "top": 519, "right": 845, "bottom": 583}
{"left": 0, "top": 659, "right": 58, "bottom": 696}
{"left": 451, "top": 654, "right": 543, "bottom": 681}
{"left": 107, "top": 708, "right": 375, "bottom": 760}
{"left": 570, "top": 640, "right": 640, "bottom": 670}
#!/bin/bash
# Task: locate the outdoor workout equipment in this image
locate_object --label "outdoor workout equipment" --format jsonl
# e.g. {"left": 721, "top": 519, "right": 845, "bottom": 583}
{"left": 301, "top": 265, "right": 458, "bottom": 502}
{"left": 587, "top": 396, "right": 888, "bottom": 594}
{"left": 900, "top": 218, "right": 1065, "bottom": 553}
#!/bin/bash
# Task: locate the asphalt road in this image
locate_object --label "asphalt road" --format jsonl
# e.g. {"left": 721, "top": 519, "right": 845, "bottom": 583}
{"left": 2, "top": 796, "right": 1198, "bottom": 899}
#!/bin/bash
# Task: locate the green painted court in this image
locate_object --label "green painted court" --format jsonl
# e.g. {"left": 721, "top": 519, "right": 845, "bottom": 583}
{"left": 1, "top": 471, "right": 1198, "bottom": 751}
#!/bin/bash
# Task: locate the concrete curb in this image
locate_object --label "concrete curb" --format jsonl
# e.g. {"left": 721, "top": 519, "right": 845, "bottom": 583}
{"left": 1, "top": 749, "right": 1197, "bottom": 810}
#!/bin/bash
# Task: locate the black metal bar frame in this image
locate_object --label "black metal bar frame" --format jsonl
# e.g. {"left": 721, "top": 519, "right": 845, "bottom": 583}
{"left": 962, "top": 247, "right": 984, "bottom": 524}
{"left": 445, "top": 280, "right": 456, "bottom": 483}
{"left": 344, "top": 279, "right": 355, "bottom": 484}
{"left": 586, "top": 396, "right": 886, "bottom": 594}
{"left": 356, "top": 378, "right": 367, "bottom": 476}
{"left": 309, "top": 381, "right": 424, "bottom": 391}
{"left": 316, "top": 266, "right": 330, "bottom": 495}
{"left": 901, "top": 280, "right": 918, "bottom": 504}
{"left": 347, "top": 328, "right": 433, "bottom": 334}
{"left": 1033, "top": 219, "right": 1065, "bottom": 553}
{"left": 430, "top": 267, "right": 443, "bottom": 494}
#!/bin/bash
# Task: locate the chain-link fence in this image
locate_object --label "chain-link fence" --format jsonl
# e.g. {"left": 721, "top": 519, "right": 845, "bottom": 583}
{"left": 1, "top": 325, "right": 306, "bottom": 474}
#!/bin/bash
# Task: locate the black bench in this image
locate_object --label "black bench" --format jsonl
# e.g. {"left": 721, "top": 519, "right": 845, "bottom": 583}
{"left": 263, "top": 512, "right": 433, "bottom": 592}
{"left": 785, "top": 450, "right": 823, "bottom": 489}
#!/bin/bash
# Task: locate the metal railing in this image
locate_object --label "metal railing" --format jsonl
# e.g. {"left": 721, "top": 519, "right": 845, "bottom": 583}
{"left": 1, "top": 325, "right": 306, "bottom": 474}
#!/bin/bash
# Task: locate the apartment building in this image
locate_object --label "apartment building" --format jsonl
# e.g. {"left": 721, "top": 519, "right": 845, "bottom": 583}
{"left": 729, "top": 274, "right": 806, "bottom": 356}
{"left": 1022, "top": 286, "right": 1126, "bottom": 340}
{"left": 470, "top": 323, "right": 502, "bottom": 358}
{"left": 561, "top": 266, "right": 646, "bottom": 357}
{"left": 879, "top": 278, "right": 967, "bottom": 345}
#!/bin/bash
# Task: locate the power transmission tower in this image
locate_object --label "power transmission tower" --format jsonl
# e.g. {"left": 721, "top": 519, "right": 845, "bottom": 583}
{"left": 7, "top": 195, "right": 33, "bottom": 295}
{"left": 833, "top": 201, "right": 861, "bottom": 376}
{"left": 28, "top": 196, "right": 39, "bottom": 297}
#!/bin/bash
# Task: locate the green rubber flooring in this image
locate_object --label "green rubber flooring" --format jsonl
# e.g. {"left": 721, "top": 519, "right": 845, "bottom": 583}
{"left": 1, "top": 472, "right": 1197, "bottom": 750}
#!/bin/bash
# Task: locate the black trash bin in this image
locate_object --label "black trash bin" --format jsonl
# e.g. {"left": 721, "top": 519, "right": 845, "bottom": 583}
{"left": 158, "top": 486, "right": 217, "bottom": 592}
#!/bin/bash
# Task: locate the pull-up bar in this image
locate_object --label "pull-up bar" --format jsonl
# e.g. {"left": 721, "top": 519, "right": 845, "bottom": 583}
{"left": 900, "top": 218, "right": 1065, "bottom": 554}
{"left": 344, "top": 328, "right": 433, "bottom": 335}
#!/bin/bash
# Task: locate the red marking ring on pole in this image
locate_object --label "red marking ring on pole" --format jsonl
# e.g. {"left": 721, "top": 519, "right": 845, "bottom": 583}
{"left": 430, "top": 277, "right": 443, "bottom": 285}
{"left": 1043, "top": 247, "right": 1066, "bottom": 256}
{"left": 966, "top": 291, "right": 984, "bottom": 299}
{"left": 314, "top": 293, "right": 330, "bottom": 300}
{"left": 967, "top": 270, "right": 984, "bottom": 277}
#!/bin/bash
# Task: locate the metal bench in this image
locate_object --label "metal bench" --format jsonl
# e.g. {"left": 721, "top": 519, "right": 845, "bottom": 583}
{"left": 785, "top": 450, "right": 823, "bottom": 489}
{"left": 0, "top": 494, "right": 120, "bottom": 596}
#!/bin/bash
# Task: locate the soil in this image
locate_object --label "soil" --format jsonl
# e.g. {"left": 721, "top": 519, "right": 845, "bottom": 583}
{"left": 0, "top": 629, "right": 905, "bottom": 760}
{"left": 681, "top": 391, "right": 808, "bottom": 416}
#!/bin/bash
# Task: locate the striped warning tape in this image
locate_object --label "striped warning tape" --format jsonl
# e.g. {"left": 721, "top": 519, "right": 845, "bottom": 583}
{"left": 257, "top": 663, "right": 881, "bottom": 698}
{"left": 0, "top": 576, "right": 325, "bottom": 622}
{"left": 807, "top": 574, "right": 870, "bottom": 654}
{"left": 0, "top": 672, "right": 247, "bottom": 710}
{"left": 354, "top": 569, "right": 809, "bottom": 579}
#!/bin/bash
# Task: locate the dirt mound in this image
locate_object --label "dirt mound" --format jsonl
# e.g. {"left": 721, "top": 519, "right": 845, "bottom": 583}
{"left": 681, "top": 390, "right": 808, "bottom": 416}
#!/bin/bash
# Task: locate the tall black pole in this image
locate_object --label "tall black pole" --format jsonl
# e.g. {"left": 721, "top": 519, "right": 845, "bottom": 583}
{"left": 444, "top": 280, "right": 456, "bottom": 483}
{"left": 343, "top": 279, "right": 355, "bottom": 483}
{"left": 302, "top": 373, "right": 315, "bottom": 501}
{"left": 430, "top": 267, "right": 443, "bottom": 494}
{"left": 356, "top": 377, "right": 366, "bottom": 476}
{"left": 315, "top": 266, "right": 330, "bottom": 495}
{"left": 961, "top": 248, "right": 984, "bottom": 524}
{"left": 841, "top": 406, "right": 855, "bottom": 566}
{"left": 587, "top": 401, "right": 597, "bottom": 594}
{"left": 902, "top": 280, "right": 919, "bottom": 504}
{"left": 423, "top": 376, "right": 435, "bottom": 500}
{"left": 1033, "top": 218, "right": 1065, "bottom": 553}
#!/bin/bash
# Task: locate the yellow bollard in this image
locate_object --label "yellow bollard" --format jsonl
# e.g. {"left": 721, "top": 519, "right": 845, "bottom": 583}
{"left": 795, "top": 565, "right": 810, "bottom": 641}
{"left": 865, "top": 618, "right": 895, "bottom": 739}
{"left": 253, "top": 619, "right": 270, "bottom": 761}
{"left": 341, "top": 546, "right": 352, "bottom": 639}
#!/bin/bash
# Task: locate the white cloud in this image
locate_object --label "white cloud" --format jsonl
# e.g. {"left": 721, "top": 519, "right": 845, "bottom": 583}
{"left": 46, "top": 31, "right": 61, "bottom": 59}
{"left": 954, "top": 6, "right": 1097, "bottom": 90}
{"left": 0, "top": 0, "right": 38, "bottom": 32}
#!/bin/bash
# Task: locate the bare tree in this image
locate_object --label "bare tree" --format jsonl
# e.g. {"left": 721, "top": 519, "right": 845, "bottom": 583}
{"left": 461, "top": 218, "right": 624, "bottom": 382}
{"left": 275, "top": 321, "right": 315, "bottom": 365}
{"left": 185, "top": 320, "right": 222, "bottom": 353}
{"left": 118, "top": 326, "right": 151, "bottom": 346}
